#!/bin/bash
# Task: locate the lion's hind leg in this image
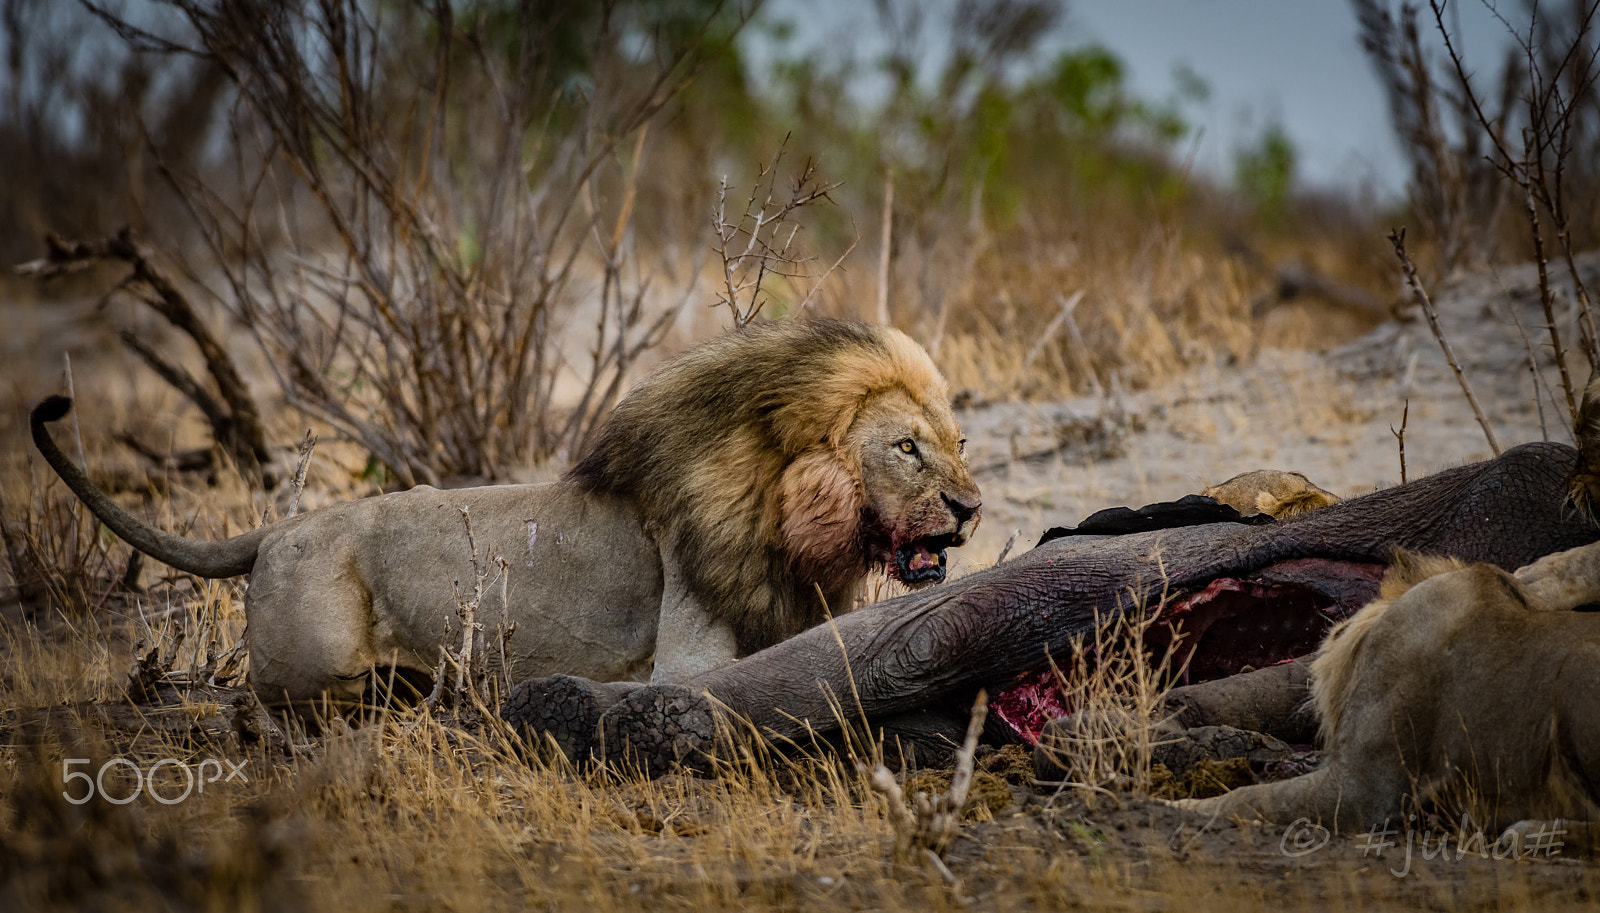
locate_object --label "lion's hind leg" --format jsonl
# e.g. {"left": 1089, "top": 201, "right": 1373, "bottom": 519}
{"left": 244, "top": 551, "right": 395, "bottom": 717}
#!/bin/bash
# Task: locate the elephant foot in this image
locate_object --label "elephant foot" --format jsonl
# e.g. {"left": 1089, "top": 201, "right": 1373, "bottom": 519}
{"left": 599, "top": 684, "right": 719, "bottom": 778}
{"left": 500, "top": 674, "right": 640, "bottom": 764}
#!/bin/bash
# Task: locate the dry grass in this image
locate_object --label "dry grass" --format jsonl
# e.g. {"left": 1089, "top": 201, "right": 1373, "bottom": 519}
{"left": 1031, "top": 599, "right": 1181, "bottom": 798}
{"left": 8, "top": 421, "right": 1600, "bottom": 910}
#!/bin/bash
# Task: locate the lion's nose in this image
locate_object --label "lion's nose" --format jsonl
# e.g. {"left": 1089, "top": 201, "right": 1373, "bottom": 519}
{"left": 942, "top": 491, "right": 981, "bottom": 525}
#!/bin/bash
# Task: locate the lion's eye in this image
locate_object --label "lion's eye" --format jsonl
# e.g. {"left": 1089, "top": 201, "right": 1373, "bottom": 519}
{"left": 897, "top": 439, "right": 917, "bottom": 455}
{"left": 957, "top": 439, "right": 966, "bottom": 456}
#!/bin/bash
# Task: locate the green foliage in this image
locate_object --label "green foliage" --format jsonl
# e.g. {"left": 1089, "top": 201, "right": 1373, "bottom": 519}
{"left": 1233, "top": 123, "right": 1297, "bottom": 219}
{"left": 740, "top": 20, "right": 1207, "bottom": 243}
{"left": 1040, "top": 45, "right": 1127, "bottom": 133}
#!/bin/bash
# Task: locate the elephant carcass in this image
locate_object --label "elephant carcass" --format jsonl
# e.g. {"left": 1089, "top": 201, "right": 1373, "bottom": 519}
{"left": 503, "top": 443, "right": 1597, "bottom": 775}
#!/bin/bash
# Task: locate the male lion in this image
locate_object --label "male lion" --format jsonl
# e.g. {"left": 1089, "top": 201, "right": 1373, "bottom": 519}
{"left": 32, "top": 319, "right": 981, "bottom": 711}
{"left": 1176, "top": 540, "right": 1600, "bottom": 836}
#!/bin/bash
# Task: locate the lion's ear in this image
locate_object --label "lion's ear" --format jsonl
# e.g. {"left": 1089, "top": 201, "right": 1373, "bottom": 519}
{"left": 779, "top": 448, "right": 863, "bottom": 576}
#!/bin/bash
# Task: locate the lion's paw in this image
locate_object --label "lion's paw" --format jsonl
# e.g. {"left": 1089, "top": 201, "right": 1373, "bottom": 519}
{"left": 599, "top": 684, "right": 719, "bottom": 778}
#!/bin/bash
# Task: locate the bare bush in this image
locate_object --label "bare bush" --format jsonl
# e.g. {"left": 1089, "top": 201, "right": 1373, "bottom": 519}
{"left": 17, "top": 230, "right": 271, "bottom": 478}
{"left": 1428, "top": 0, "right": 1600, "bottom": 400}
{"left": 710, "top": 140, "right": 845, "bottom": 327}
{"left": 1364, "top": 0, "right": 1600, "bottom": 423}
{"left": 1032, "top": 592, "right": 1179, "bottom": 795}
{"left": 88, "top": 0, "right": 748, "bottom": 486}
{"left": 1353, "top": 0, "right": 1521, "bottom": 273}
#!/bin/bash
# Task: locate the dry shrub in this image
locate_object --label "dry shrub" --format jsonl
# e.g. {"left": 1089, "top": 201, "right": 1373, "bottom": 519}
{"left": 81, "top": 0, "right": 751, "bottom": 486}
{"left": 1031, "top": 589, "right": 1180, "bottom": 796}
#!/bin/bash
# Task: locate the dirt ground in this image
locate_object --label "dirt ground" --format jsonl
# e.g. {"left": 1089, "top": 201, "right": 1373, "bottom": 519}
{"left": 954, "top": 255, "right": 1594, "bottom": 574}
{"left": 4, "top": 255, "right": 1600, "bottom": 911}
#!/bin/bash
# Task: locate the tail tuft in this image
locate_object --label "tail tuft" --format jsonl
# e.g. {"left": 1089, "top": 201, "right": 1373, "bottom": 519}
{"left": 31, "top": 395, "right": 73, "bottom": 425}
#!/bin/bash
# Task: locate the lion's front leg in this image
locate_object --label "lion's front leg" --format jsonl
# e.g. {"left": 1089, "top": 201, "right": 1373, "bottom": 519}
{"left": 1176, "top": 761, "right": 1402, "bottom": 834}
{"left": 650, "top": 542, "right": 740, "bottom": 684}
{"left": 1514, "top": 539, "right": 1600, "bottom": 611}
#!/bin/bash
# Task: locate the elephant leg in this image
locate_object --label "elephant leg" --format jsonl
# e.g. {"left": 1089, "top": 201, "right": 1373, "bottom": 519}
{"left": 859, "top": 695, "right": 1016, "bottom": 770}
{"left": 597, "top": 684, "right": 1011, "bottom": 777}
{"left": 1161, "top": 658, "right": 1318, "bottom": 744}
{"left": 600, "top": 684, "right": 722, "bottom": 776}
{"left": 501, "top": 674, "right": 645, "bottom": 764}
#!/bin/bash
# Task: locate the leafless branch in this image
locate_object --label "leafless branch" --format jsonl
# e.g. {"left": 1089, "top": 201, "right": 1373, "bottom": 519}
{"left": 1389, "top": 228, "right": 1500, "bottom": 455}
{"left": 711, "top": 138, "right": 843, "bottom": 328}
{"left": 861, "top": 690, "right": 988, "bottom": 862}
{"left": 1390, "top": 400, "right": 1409, "bottom": 484}
{"left": 17, "top": 229, "right": 270, "bottom": 476}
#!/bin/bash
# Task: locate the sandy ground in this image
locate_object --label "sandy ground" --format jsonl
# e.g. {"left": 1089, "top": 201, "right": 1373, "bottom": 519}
{"left": 952, "top": 255, "right": 1597, "bottom": 575}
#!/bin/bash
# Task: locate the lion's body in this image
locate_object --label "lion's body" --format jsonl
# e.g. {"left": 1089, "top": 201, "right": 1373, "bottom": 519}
{"left": 243, "top": 482, "right": 664, "bottom": 704}
{"left": 32, "top": 319, "right": 981, "bottom": 711}
{"left": 1200, "top": 469, "right": 1340, "bottom": 519}
{"left": 1179, "top": 541, "right": 1600, "bottom": 833}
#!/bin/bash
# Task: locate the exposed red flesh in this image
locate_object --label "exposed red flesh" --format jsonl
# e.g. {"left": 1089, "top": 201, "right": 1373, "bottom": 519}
{"left": 990, "top": 557, "right": 1386, "bottom": 743}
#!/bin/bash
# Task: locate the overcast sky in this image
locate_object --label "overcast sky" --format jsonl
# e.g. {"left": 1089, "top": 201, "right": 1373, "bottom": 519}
{"left": 759, "top": 0, "right": 1518, "bottom": 199}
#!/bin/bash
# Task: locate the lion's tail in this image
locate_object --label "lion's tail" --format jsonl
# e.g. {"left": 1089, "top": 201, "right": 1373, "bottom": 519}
{"left": 31, "top": 396, "right": 265, "bottom": 578}
{"left": 1308, "top": 549, "right": 1464, "bottom": 746}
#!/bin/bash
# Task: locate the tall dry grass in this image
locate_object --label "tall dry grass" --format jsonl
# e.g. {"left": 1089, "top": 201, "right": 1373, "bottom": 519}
{"left": 5, "top": 495, "right": 1595, "bottom": 909}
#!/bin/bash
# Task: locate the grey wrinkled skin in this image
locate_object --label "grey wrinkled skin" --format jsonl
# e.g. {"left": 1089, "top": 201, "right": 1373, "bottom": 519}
{"left": 513, "top": 443, "right": 1598, "bottom": 776}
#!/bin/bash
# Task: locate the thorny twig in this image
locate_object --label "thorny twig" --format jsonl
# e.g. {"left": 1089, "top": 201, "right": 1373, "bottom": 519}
{"left": 452, "top": 506, "right": 491, "bottom": 704}
{"left": 286, "top": 430, "right": 317, "bottom": 518}
{"left": 1389, "top": 228, "right": 1501, "bottom": 455}
{"left": 1023, "top": 290, "right": 1086, "bottom": 375}
{"left": 262, "top": 429, "right": 317, "bottom": 526}
{"left": 862, "top": 690, "right": 989, "bottom": 862}
{"left": 496, "top": 556, "right": 516, "bottom": 699}
{"left": 711, "top": 138, "right": 842, "bottom": 327}
{"left": 1523, "top": 182, "right": 1578, "bottom": 419}
{"left": 1509, "top": 301, "right": 1558, "bottom": 442}
{"left": 1391, "top": 400, "right": 1409, "bottom": 484}
{"left": 995, "top": 530, "right": 1021, "bottom": 565}
{"left": 876, "top": 167, "right": 894, "bottom": 326}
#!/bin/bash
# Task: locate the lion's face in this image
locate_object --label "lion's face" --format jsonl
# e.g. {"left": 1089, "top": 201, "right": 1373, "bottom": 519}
{"left": 849, "top": 389, "right": 981, "bottom": 587}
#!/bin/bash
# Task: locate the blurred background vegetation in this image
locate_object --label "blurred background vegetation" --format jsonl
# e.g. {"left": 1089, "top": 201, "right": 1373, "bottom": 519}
{"left": 1, "top": 0, "right": 1595, "bottom": 482}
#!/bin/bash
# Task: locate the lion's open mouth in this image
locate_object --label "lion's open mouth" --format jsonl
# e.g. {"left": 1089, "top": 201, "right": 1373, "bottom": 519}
{"left": 892, "top": 534, "right": 962, "bottom": 585}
